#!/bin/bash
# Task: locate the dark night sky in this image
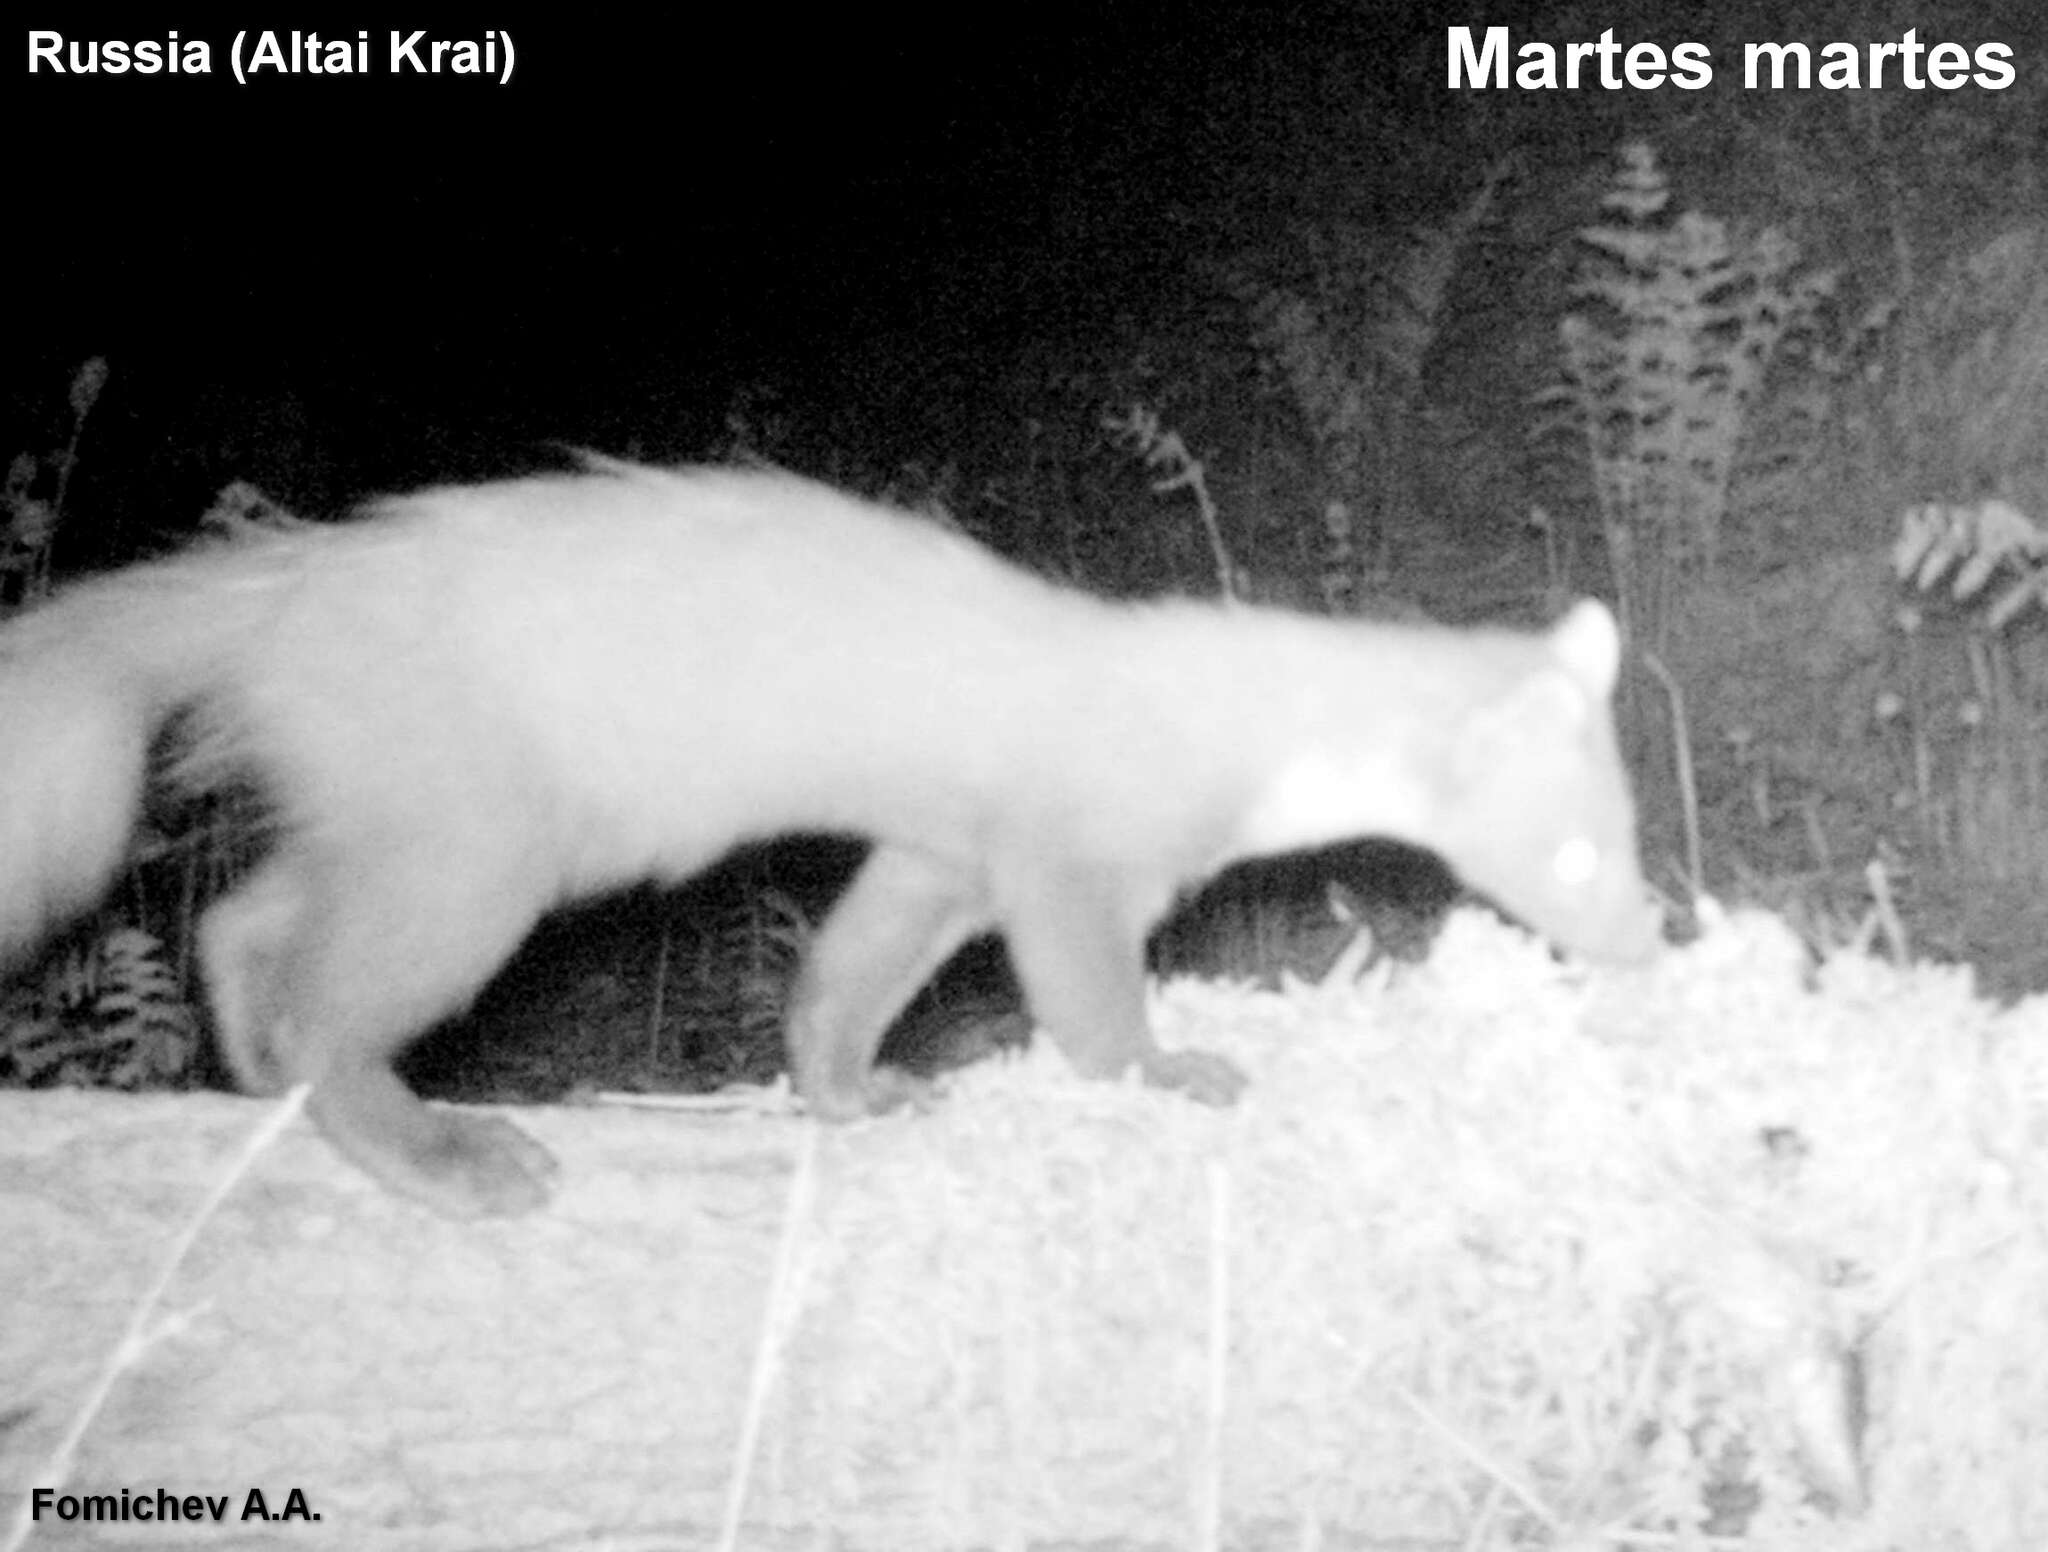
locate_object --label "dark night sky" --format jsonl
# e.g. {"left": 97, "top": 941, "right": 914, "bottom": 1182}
{"left": 27, "top": 4, "right": 2037, "bottom": 525}
{"left": 11, "top": 7, "right": 1446, "bottom": 508}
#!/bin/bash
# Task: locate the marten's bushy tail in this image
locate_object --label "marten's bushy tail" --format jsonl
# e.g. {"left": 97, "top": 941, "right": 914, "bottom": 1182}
{"left": 0, "top": 555, "right": 286, "bottom": 963}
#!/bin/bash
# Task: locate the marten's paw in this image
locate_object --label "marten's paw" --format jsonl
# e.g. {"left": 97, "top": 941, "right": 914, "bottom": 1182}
{"left": 1139, "top": 1047, "right": 1248, "bottom": 1107}
{"left": 309, "top": 1074, "right": 561, "bottom": 1217}
{"left": 398, "top": 1111, "right": 563, "bottom": 1216}
{"left": 801, "top": 1065, "right": 938, "bottom": 1121}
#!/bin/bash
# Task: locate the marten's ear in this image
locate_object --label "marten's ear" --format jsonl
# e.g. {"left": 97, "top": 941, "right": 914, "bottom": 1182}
{"left": 1547, "top": 600, "right": 1621, "bottom": 700}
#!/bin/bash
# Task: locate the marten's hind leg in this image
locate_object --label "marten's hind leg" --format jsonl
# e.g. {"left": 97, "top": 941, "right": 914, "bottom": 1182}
{"left": 200, "top": 839, "right": 554, "bottom": 1216}
{"left": 200, "top": 859, "right": 308, "bottom": 1093}
{"left": 788, "top": 844, "right": 990, "bottom": 1118}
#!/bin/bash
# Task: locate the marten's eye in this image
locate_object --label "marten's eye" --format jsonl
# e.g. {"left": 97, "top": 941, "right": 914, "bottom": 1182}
{"left": 1553, "top": 835, "right": 1598, "bottom": 888}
